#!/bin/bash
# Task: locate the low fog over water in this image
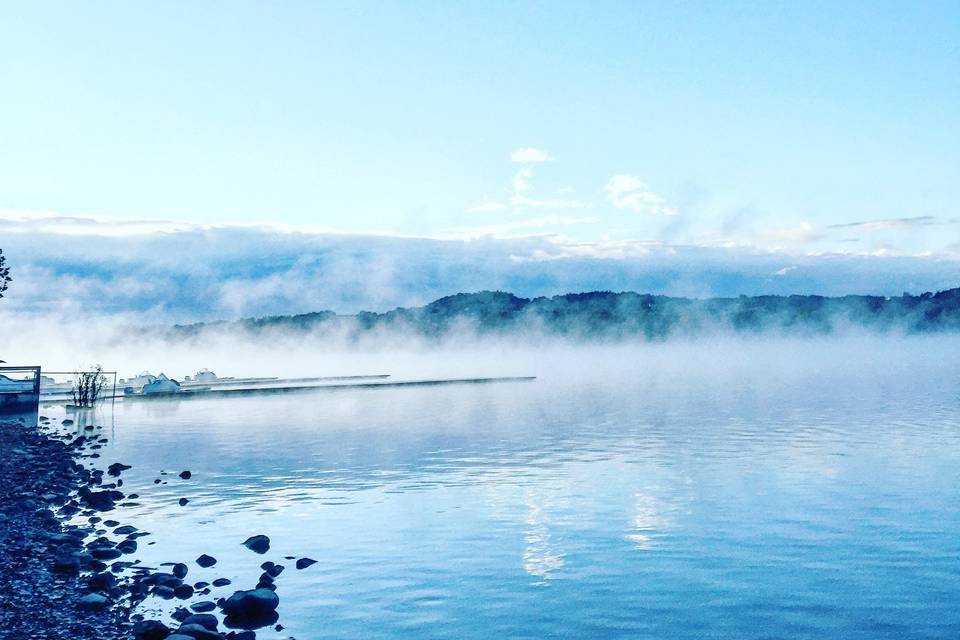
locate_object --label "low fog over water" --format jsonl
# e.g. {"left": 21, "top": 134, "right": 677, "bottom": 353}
{"left": 31, "top": 329, "right": 960, "bottom": 640}
{"left": 4, "top": 310, "right": 959, "bottom": 385}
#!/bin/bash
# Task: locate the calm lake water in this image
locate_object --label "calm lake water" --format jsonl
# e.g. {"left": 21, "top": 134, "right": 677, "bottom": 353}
{"left": 53, "top": 339, "right": 960, "bottom": 639}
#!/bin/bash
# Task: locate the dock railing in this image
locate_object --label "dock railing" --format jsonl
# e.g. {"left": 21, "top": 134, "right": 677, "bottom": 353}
{"left": 0, "top": 366, "right": 41, "bottom": 415}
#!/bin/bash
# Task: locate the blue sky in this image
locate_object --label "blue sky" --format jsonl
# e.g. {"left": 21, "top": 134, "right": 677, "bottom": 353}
{"left": 0, "top": 2, "right": 958, "bottom": 316}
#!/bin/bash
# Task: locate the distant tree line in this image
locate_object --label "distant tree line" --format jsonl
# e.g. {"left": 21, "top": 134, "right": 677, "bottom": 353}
{"left": 160, "top": 287, "right": 960, "bottom": 342}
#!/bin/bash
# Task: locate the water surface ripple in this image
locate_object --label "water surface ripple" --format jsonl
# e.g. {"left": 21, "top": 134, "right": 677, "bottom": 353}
{"left": 58, "top": 355, "right": 960, "bottom": 639}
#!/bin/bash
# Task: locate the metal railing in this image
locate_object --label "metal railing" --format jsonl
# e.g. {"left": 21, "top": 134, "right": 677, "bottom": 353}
{"left": 0, "top": 366, "right": 41, "bottom": 414}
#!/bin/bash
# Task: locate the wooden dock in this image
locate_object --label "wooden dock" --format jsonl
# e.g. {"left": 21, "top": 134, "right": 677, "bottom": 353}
{"left": 39, "top": 375, "right": 536, "bottom": 404}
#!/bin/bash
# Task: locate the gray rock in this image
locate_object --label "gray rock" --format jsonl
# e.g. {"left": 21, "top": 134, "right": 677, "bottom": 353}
{"left": 173, "top": 623, "right": 221, "bottom": 640}
{"left": 77, "top": 592, "right": 110, "bottom": 610}
{"left": 53, "top": 555, "right": 80, "bottom": 574}
{"left": 242, "top": 534, "right": 270, "bottom": 554}
{"left": 117, "top": 539, "right": 138, "bottom": 554}
{"left": 87, "top": 571, "right": 116, "bottom": 591}
{"left": 132, "top": 619, "right": 172, "bottom": 640}
{"left": 221, "top": 587, "right": 279, "bottom": 618}
{"left": 91, "top": 546, "right": 122, "bottom": 560}
{"left": 181, "top": 613, "right": 218, "bottom": 630}
{"left": 196, "top": 553, "right": 217, "bottom": 567}
{"left": 174, "top": 583, "right": 195, "bottom": 599}
{"left": 107, "top": 462, "right": 131, "bottom": 476}
{"left": 154, "top": 585, "right": 175, "bottom": 599}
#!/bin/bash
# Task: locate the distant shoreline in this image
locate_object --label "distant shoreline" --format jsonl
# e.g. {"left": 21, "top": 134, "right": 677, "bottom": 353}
{"left": 152, "top": 287, "right": 960, "bottom": 342}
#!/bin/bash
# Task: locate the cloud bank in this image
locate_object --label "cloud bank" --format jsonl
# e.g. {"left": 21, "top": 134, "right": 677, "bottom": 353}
{"left": 0, "top": 211, "right": 957, "bottom": 322}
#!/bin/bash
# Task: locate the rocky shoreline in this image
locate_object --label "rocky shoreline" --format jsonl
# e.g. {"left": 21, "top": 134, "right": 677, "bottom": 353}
{"left": 0, "top": 415, "right": 313, "bottom": 640}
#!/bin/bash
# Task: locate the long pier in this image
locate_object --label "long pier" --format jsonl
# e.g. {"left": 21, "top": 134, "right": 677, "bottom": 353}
{"left": 39, "top": 375, "right": 536, "bottom": 404}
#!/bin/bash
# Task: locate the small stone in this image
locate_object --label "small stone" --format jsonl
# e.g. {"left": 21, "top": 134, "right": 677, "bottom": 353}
{"left": 190, "top": 601, "right": 217, "bottom": 613}
{"left": 174, "top": 584, "right": 195, "bottom": 599}
{"left": 296, "top": 557, "right": 317, "bottom": 570}
{"left": 153, "top": 572, "right": 183, "bottom": 588}
{"left": 212, "top": 578, "right": 231, "bottom": 587}
{"left": 154, "top": 586, "right": 175, "bottom": 599}
{"left": 132, "top": 619, "right": 171, "bottom": 640}
{"left": 107, "top": 462, "right": 132, "bottom": 477}
{"left": 171, "top": 607, "right": 192, "bottom": 622}
{"left": 53, "top": 555, "right": 80, "bottom": 574}
{"left": 222, "top": 589, "right": 280, "bottom": 619}
{"left": 117, "top": 539, "right": 138, "bottom": 554}
{"left": 242, "top": 535, "right": 270, "bottom": 554}
{"left": 77, "top": 592, "right": 110, "bottom": 610}
{"left": 87, "top": 571, "right": 116, "bottom": 591}
{"left": 173, "top": 563, "right": 189, "bottom": 578}
{"left": 173, "top": 624, "right": 219, "bottom": 640}
{"left": 196, "top": 554, "right": 217, "bottom": 568}
{"left": 179, "top": 497, "right": 189, "bottom": 506}
{"left": 91, "top": 546, "right": 122, "bottom": 560}
{"left": 181, "top": 613, "right": 218, "bottom": 630}
{"left": 179, "top": 470, "right": 192, "bottom": 479}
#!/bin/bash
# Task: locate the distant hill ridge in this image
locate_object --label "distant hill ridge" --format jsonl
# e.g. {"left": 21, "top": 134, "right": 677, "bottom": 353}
{"left": 166, "top": 287, "right": 960, "bottom": 340}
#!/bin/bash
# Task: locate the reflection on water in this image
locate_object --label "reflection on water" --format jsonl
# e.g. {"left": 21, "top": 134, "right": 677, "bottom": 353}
{"left": 51, "top": 343, "right": 960, "bottom": 639}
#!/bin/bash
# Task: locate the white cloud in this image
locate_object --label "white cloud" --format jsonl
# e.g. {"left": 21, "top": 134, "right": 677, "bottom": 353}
{"left": 509, "top": 194, "right": 587, "bottom": 210}
{"left": 604, "top": 175, "right": 677, "bottom": 216}
{"left": 773, "top": 266, "right": 797, "bottom": 276}
{"left": 468, "top": 202, "right": 507, "bottom": 213}
{"left": 508, "top": 238, "right": 668, "bottom": 262}
{"left": 452, "top": 216, "right": 598, "bottom": 239}
{"left": 512, "top": 167, "right": 533, "bottom": 193}
{"left": 697, "top": 222, "right": 825, "bottom": 250}
{"left": 827, "top": 216, "right": 946, "bottom": 232}
{"left": 510, "top": 147, "right": 552, "bottom": 163}
{"left": 757, "top": 222, "right": 823, "bottom": 244}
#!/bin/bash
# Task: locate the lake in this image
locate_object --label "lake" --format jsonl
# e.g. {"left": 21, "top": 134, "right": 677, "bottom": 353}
{"left": 52, "top": 338, "right": 960, "bottom": 639}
